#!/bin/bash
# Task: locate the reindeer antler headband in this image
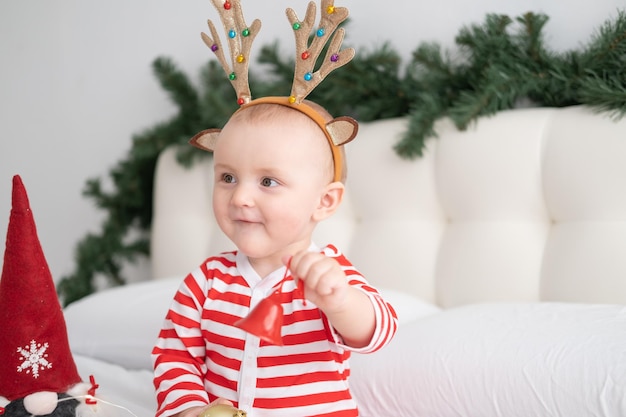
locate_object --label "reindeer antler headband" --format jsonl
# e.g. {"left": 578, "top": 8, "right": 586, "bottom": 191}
{"left": 189, "top": 0, "right": 358, "bottom": 182}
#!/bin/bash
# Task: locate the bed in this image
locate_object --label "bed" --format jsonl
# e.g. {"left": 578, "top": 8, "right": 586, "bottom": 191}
{"left": 64, "top": 105, "right": 626, "bottom": 417}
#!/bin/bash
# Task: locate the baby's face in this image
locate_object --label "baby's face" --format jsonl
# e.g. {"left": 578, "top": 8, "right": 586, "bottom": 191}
{"left": 212, "top": 112, "right": 333, "bottom": 271}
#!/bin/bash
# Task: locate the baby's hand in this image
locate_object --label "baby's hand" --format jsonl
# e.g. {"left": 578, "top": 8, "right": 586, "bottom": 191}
{"left": 286, "top": 251, "right": 377, "bottom": 348}
{"left": 286, "top": 251, "right": 349, "bottom": 314}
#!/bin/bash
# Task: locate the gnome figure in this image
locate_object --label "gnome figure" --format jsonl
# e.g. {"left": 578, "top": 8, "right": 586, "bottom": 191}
{"left": 0, "top": 176, "right": 98, "bottom": 417}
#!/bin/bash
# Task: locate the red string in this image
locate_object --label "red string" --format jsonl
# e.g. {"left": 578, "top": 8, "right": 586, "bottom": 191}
{"left": 86, "top": 375, "right": 99, "bottom": 405}
{"left": 286, "top": 258, "right": 306, "bottom": 306}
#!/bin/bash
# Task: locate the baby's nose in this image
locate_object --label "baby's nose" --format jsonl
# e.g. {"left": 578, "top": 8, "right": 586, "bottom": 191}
{"left": 231, "top": 183, "right": 254, "bottom": 207}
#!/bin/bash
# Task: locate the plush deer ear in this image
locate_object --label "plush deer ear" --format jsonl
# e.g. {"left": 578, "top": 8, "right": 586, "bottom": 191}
{"left": 189, "top": 129, "right": 221, "bottom": 152}
{"left": 326, "top": 116, "right": 358, "bottom": 146}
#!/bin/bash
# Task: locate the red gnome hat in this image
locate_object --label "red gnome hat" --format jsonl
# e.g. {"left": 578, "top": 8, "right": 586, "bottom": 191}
{"left": 0, "top": 175, "right": 82, "bottom": 401}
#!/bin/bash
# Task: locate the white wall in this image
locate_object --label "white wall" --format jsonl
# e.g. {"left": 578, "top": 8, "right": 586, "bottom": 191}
{"left": 0, "top": 0, "right": 623, "bottom": 283}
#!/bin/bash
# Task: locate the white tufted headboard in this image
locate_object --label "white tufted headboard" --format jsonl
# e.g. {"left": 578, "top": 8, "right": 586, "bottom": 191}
{"left": 151, "top": 105, "right": 626, "bottom": 308}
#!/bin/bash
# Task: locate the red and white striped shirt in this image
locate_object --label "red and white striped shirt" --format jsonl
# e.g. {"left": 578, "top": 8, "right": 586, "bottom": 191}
{"left": 152, "top": 245, "right": 397, "bottom": 417}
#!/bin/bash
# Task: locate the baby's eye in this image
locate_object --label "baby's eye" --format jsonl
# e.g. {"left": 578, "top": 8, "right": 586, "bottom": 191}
{"left": 260, "top": 177, "right": 279, "bottom": 187}
{"left": 221, "top": 173, "right": 236, "bottom": 183}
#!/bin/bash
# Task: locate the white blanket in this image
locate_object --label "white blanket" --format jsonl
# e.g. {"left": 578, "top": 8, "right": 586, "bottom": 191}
{"left": 66, "top": 279, "right": 626, "bottom": 417}
{"left": 74, "top": 354, "right": 156, "bottom": 417}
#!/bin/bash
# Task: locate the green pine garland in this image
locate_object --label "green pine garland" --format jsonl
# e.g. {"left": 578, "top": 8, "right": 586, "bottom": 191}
{"left": 57, "top": 11, "right": 626, "bottom": 305}
{"left": 395, "top": 11, "right": 626, "bottom": 157}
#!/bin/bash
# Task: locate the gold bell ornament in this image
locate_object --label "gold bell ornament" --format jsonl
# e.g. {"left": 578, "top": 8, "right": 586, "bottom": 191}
{"left": 198, "top": 403, "right": 247, "bottom": 417}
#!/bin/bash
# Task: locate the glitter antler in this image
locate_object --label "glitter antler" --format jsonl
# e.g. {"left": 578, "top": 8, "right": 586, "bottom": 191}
{"left": 287, "top": 0, "right": 355, "bottom": 104}
{"left": 201, "top": 0, "right": 261, "bottom": 106}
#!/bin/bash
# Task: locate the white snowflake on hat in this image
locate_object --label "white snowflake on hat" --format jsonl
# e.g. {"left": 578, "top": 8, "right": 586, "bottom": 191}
{"left": 17, "top": 339, "right": 53, "bottom": 378}
{"left": 0, "top": 175, "right": 100, "bottom": 417}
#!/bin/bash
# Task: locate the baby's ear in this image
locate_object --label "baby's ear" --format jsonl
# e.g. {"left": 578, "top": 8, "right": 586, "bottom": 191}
{"left": 313, "top": 182, "right": 345, "bottom": 222}
{"left": 189, "top": 129, "right": 221, "bottom": 151}
{"left": 326, "top": 116, "right": 358, "bottom": 146}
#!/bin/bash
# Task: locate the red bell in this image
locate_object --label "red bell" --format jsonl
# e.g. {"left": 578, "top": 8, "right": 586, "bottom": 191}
{"left": 234, "top": 289, "right": 284, "bottom": 346}
{"left": 234, "top": 261, "right": 305, "bottom": 346}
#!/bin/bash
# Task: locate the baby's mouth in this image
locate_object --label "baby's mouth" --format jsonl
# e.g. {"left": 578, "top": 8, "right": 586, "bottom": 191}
{"left": 235, "top": 217, "right": 259, "bottom": 224}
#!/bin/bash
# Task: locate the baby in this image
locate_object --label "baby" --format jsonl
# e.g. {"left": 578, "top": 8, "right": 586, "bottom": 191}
{"left": 152, "top": 1, "right": 397, "bottom": 416}
{"left": 152, "top": 99, "right": 398, "bottom": 417}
